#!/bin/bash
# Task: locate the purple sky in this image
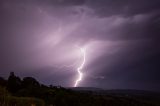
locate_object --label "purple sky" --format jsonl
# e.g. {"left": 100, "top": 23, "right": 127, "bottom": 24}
{"left": 0, "top": 0, "right": 160, "bottom": 91}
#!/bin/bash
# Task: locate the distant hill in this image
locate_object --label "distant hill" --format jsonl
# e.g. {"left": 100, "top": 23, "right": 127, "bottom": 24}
{"left": 69, "top": 87, "right": 160, "bottom": 97}
{"left": 103, "top": 89, "right": 160, "bottom": 96}
{"left": 69, "top": 87, "right": 103, "bottom": 91}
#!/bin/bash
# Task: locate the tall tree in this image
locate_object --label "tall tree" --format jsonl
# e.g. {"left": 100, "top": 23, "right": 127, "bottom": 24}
{"left": 7, "top": 72, "right": 22, "bottom": 94}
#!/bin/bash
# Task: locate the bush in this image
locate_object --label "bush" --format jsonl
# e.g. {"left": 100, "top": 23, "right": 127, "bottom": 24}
{"left": 0, "top": 86, "right": 45, "bottom": 106}
{"left": 7, "top": 96, "right": 45, "bottom": 106}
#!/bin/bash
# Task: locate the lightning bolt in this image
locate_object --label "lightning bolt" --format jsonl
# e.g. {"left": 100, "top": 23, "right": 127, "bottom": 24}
{"left": 74, "top": 48, "right": 86, "bottom": 87}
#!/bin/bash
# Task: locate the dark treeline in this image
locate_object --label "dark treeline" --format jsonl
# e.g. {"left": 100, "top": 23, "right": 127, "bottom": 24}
{"left": 0, "top": 72, "right": 159, "bottom": 106}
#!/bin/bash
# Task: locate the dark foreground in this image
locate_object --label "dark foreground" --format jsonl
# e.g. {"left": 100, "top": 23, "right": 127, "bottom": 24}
{"left": 0, "top": 72, "right": 160, "bottom": 106}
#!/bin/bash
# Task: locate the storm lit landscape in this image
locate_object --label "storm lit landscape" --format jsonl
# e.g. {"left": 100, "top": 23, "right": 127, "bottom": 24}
{"left": 0, "top": 0, "right": 160, "bottom": 106}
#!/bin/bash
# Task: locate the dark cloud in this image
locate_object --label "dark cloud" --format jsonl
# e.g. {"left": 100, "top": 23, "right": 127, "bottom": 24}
{"left": 86, "top": 0, "right": 160, "bottom": 17}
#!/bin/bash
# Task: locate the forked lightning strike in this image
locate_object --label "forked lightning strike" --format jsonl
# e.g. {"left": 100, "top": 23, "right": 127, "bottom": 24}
{"left": 74, "top": 48, "right": 86, "bottom": 87}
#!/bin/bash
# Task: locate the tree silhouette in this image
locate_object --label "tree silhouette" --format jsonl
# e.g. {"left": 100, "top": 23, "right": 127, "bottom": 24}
{"left": 7, "top": 72, "right": 22, "bottom": 94}
{"left": 0, "top": 77, "right": 7, "bottom": 87}
{"left": 22, "top": 77, "right": 40, "bottom": 88}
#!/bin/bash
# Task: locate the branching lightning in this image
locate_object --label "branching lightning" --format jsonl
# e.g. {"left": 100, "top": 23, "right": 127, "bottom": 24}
{"left": 74, "top": 48, "right": 86, "bottom": 87}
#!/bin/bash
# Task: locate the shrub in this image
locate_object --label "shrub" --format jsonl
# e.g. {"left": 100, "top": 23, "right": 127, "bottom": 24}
{"left": 7, "top": 96, "right": 45, "bottom": 106}
{"left": 0, "top": 86, "right": 45, "bottom": 106}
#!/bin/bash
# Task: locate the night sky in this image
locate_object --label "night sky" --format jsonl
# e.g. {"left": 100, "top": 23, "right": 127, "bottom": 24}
{"left": 0, "top": 0, "right": 160, "bottom": 91}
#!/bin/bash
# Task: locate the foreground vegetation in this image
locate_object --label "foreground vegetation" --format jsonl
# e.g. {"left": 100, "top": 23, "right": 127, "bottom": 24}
{"left": 0, "top": 72, "right": 159, "bottom": 106}
{"left": 0, "top": 86, "right": 44, "bottom": 106}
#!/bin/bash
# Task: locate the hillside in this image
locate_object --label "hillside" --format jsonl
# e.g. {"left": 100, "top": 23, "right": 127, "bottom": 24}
{"left": 0, "top": 72, "right": 160, "bottom": 106}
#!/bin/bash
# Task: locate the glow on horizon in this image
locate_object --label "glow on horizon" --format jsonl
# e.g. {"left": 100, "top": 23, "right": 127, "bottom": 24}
{"left": 74, "top": 48, "right": 86, "bottom": 87}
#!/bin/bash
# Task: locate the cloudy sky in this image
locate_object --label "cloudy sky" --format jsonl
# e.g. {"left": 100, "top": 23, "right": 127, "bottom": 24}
{"left": 0, "top": 0, "right": 160, "bottom": 91}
